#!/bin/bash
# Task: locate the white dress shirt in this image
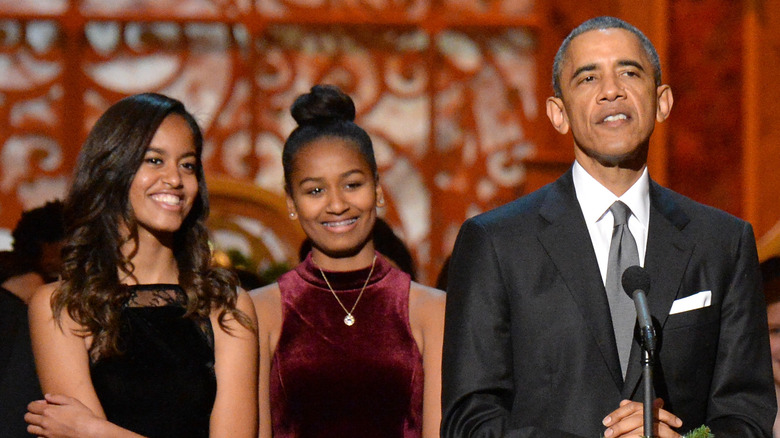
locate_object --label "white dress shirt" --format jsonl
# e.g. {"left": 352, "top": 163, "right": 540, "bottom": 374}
{"left": 572, "top": 161, "right": 650, "bottom": 286}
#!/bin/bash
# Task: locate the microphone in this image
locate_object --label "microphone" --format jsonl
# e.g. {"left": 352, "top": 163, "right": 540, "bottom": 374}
{"left": 621, "top": 265, "right": 656, "bottom": 353}
{"left": 622, "top": 265, "right": 657, "bottom": 438}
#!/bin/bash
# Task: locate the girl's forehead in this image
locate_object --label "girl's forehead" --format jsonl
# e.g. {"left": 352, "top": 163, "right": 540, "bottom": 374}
{"left": 295, "top": 137, "right": 366, "bottom": 164}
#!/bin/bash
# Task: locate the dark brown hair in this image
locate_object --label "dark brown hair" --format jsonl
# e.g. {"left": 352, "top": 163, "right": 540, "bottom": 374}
{"left": 53, "top": 92, "right": 251, "bottom": 360}
{"left": 282, "top": 84, "right": 378, "bottom": 195}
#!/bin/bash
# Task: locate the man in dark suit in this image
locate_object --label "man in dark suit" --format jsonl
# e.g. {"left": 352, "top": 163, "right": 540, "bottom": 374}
{"left": 441, "top": 16, "right": 775, "bottom": 438}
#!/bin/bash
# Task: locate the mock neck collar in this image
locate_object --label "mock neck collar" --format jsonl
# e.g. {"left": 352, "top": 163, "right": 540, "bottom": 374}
{"left": 296, "top": 251, "right": 392, "bottom": 291}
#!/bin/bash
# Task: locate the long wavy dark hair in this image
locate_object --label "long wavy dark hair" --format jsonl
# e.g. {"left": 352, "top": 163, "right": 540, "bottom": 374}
{"left": 52, "top": 92, "right": 252, "bottom": 360}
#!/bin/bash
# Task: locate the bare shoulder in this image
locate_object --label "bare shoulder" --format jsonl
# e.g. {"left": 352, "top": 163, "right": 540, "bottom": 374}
{"left": 249, "top": 283, "right": 281, "bottom": 313}
{"left": 29, "top": 281, "right": 59, "bottom": 306}
{"left": 28, "top": 281, "right": 87, "bottom": 347}
{"left": 234, "top": 288, "right": 257, "bottom": 318}
{"left": 408, "top": 282, "right": 445, "bottom": 360}
{"left": 409, "top": 282, "right": 446, "bottom": 330}
{"left": 249, "top": 283, "right": 282, "bottom": 333}
{"left": 28, "top": 281, "right": 66, "bottom": 323}
{"left": 409, "top": 282, "right": 446, "bottom": 312}
{"left": 210, "top": 287, "right": 258, "bottom": 336}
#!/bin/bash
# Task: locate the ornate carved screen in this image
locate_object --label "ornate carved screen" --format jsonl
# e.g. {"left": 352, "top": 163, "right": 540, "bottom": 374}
{"left": 0, "top": 0, "right": 576, "bottom": 283}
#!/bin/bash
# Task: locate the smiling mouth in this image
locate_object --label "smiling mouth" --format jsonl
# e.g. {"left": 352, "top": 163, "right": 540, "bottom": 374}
{"left": 322, "top": 218, "right": 358, "bottom": 228}
{"left": 150, "top": 193, "right": 183, "bottom": 206}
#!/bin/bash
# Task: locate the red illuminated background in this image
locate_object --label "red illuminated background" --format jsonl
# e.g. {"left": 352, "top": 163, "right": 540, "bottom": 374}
{"left": 1, "top": 0, "right": 779, "bottom": 284}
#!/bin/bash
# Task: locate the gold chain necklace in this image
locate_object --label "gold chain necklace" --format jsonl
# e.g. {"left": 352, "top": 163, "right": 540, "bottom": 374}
{"left": 317, "top": 254, "right": 377, "bottom": 326}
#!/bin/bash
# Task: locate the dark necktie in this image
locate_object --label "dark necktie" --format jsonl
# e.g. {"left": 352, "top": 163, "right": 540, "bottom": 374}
{"left": 606, "top": 201, "right": 639, "bottom": 378}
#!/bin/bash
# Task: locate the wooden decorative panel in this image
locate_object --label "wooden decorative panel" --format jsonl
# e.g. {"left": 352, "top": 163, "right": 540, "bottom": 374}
{"left": 0, "top": 19, "right": 69, "bottom": 218}
{"left": 5, "top": 1, "right": 767, "bottom": 280}
{"left": 0, "top": 1, "right": 554, "bottom": 284}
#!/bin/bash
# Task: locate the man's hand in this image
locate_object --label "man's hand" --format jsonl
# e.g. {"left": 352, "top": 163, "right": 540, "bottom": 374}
{"left": 602, "top": 398, "right": 683, "bottom": 438}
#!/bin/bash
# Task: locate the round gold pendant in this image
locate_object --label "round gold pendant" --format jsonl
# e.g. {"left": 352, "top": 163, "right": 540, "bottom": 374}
{"left": 344, "top": 314, "right": 355, "bottom": 326}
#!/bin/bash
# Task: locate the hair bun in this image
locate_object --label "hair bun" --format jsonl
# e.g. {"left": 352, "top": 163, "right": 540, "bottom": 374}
{"left": 291, "top": 84, "right": 356, "bottom": 126}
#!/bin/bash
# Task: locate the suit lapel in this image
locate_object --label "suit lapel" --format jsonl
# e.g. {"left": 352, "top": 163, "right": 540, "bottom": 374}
{"left": 538, "top": 171, "right": 625, "bottom": 390}
{"left": 622, "top": 181, "right": 694, "bottom": 398}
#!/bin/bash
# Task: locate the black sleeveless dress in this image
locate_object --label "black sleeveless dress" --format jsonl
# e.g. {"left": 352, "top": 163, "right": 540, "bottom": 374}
{"left": 89, "top": 284, "right": 216, "bottom": 438}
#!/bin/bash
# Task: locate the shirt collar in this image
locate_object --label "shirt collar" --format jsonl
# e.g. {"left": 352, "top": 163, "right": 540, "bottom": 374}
{"left": 572, "top": 161, "right": 650, "bottom": 228}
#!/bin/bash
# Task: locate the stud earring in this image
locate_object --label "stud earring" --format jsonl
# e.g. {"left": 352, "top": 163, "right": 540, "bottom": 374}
{"left": 377, "top": 198, "right": 385, "bottom": 207}
{"left": 289, "top": 212, "right": 297, "bottom": 219}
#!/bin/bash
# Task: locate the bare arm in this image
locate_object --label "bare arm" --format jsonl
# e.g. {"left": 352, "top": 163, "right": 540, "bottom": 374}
{"left": 28, "top": 283, "right": 103, "bottom": 414}
{"left": 209, "top": 290, "right": 259, "bottom": 438}
{"left": 26, "top": 283, "right": 145, "bottom": 438}
{"left": 250, "top": 283, "right": 282, "bottom": 438}
{"left": 409, "top": 282, "right": 446, "bottom": 438}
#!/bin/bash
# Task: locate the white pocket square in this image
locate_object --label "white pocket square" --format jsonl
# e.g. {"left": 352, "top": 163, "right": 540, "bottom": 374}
{"left": 669, "top": 290, "right": 712, "bottom": 315}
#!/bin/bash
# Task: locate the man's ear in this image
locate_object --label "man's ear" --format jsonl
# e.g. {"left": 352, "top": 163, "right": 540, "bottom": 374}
{"left": 285, "top": 194, "right": 298, "bottom": 220}
{"left": 656, "top": 85, "right": 673, "bottom": 122}
{"left": 546, "top": 96, "right": 570, "bottom": 134}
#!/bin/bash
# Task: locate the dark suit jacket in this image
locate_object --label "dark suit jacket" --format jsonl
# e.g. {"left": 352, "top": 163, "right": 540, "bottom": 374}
{"left": 441, "top": 169, "right": 775, "bottom": 438}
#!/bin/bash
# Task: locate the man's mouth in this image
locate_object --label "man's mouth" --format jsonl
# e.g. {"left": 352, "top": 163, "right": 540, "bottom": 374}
{"left": 602, "top": 113, "right": 628, "bottom": 123}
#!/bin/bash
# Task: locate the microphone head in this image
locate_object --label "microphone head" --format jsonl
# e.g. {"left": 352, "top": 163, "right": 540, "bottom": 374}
{"left": 621, "top": 265, "right": 650, "bottom": 298}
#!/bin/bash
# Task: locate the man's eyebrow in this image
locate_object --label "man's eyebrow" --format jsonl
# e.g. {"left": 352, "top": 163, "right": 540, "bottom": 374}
{"left": 571, "top": 64, "right": 597, "bottom": 80}
{"left": 570, "top": 59, "right": 646, "bottom": 81}
{"left": 617, "top": 59, "right": 645, "bottom": 71}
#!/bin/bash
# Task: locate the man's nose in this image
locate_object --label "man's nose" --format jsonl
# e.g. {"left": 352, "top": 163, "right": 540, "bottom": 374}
{"left": 599, "top": 73, "right": 625, "bottom": 102}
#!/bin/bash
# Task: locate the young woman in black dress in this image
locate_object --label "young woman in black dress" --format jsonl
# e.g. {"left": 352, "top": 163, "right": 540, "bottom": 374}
{"left": 25, "top": 93, "right": 258, "bottom": 438}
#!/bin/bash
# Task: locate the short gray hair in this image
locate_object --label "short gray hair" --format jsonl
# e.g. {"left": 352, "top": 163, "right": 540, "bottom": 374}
{"left": 552, "top": 16, "right": 661, "bottom": 98}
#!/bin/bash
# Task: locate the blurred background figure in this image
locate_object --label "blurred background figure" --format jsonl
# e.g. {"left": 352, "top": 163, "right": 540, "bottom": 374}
{"left": 762, "top": 256, "right": 780, "bottom": 437}
{"left": 0, "top": 200, "right": 65, "bottom": 438}
{"left": 1, "top": 200, "right": 65, "bottom": 293}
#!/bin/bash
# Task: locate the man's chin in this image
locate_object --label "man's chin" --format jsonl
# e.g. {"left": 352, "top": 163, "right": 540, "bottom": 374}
{"left": 591, "top": 148, "right": 648, "bottom": 170}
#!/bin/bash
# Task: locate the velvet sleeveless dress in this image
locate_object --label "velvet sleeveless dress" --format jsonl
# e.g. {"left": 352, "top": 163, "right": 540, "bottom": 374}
{"left": 271, "top": 252, "right": 424, "bottom": 438}
{"left": 89, "top": 284, "right": 217, "bottom": 438}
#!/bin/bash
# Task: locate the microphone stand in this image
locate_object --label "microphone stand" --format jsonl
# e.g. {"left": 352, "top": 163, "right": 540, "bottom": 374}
{"left": 642, "top": 349, "right": 654, "bottom": 437}
{"left": 639, "top": 325, "right": 656, "bottom": 438}
{"left": 623, "top": 267, "right": 658, "bottom": 438}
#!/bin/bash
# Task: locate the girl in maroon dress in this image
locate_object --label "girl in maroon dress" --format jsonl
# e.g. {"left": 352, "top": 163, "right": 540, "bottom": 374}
{"left": 251, "top": 85, "right": 445, "bottom": 438}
